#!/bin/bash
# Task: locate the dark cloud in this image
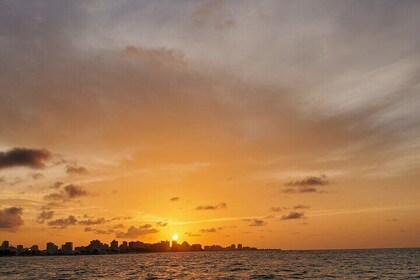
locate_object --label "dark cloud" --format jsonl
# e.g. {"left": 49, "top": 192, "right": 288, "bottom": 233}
{"left": 64, "top": 184, "right": 87, "bottom": 198}
{"left": 285, "top": 175, "right": 329, "bottom": 187}
{"left": 294, "top": 205, "right": 310, "bottom": 209}
{"left": 247, "top": 219, "right": 267, "bottom": 227}
{"left": 47, "top": 215, "right": 77, "bottom": 228}
{"left": 281, "top": 212, "right": 305, "bottom": 220}
{"left": 170, "top": 197, "right": 180, "bottom": 202}
{"left": 44, "top": 184, "right": 88, "bottom": 202}
{"left": 195, "top": 202, "right": 227, "bottom": 210}
{"left": 115, "top": 224, "right": 159, "bottom": 238}
{"left": 270, "top": 207, "right": 283, "bottom": 212}
{"left": 282, "top": 187, "right": 324, "bottom": 194}
{"left": 78, "top": 218, "right": 107, "bottom": 226}
{"left": 37, "top": 210, "right": 54, "bottom": 223}
{"left": 31, "top": 173, "right": 44, "bottom": 180}
{"left": 386, "top": 218, "right": 398, "bottom": 222}
{"left": 66, "top": 165, "right": 87, "bottom": 175}
{"left": 199, "top": 227, "right": 223, "bottom": 233}
{"left": 0, "top": 207, "right": 24, "bottom": 230}
{"left": 156, "top": 221, "right": 168, "bottom": 227}
{"left": 95, "top": 229, "right": 114, "bottom": 235}
{"left": 50, "top": 181, "right": 64, "bottom": 189}
{"left": 0, "top": 148, "right": 50, "bottom": 169}
{"left": 84, "top": 226, "right": 95, "bottom": 232}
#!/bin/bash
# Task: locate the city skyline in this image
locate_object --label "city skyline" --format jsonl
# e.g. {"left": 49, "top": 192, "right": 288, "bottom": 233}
{"left": 0, "top": 0, "right": 419, "bottom": 250}
{"left": 1, "top": 238, "right": 256, "bottom": 256}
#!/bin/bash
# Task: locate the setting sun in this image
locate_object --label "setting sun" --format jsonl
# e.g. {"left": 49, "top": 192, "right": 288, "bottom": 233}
{"left": 172, "top": 234, "right": 179, "bottom": 241}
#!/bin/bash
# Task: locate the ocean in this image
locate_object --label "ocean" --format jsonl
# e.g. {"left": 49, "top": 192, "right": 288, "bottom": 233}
{"left": 0, "top": 248, "right": 419, "bottom": 279}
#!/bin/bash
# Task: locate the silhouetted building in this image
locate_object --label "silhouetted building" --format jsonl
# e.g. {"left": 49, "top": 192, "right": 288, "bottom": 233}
{"left": 30, "top": 245, "right": 39, "bottom": 252}
{"left": 61, "top": 242, "right": 73, "bottom": 254}
{"left": 46, "top": 242, "right": 58, "bottom": 255}
{"left": 237, "top": 244, "right": 243, "bottom": 250}
{"left": 1, "top": 241, "right": 9, "bottom": 251}
{"left": 110, "top": 240, "right": 118, "bottom": 250}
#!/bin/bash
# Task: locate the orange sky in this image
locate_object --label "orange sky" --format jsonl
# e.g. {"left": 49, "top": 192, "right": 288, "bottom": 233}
{"left": 0, "top": 0, "right": 419, "bottom": 250}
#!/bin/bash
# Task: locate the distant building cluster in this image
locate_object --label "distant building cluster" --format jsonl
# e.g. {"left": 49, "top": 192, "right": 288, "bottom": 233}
{"left": 0, "top": 240, "right": 257, "bottom": 256}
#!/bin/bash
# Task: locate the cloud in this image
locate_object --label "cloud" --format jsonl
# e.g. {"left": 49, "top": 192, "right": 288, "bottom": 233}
{"left": 31, "top": 173, "right": 44, "bottom": 180}
{"left": 247, "top": 219, "right": 267, "bottom": 227}
{"left": 0, "top": 148, "right": 50, "bottom": 169}
{"left": 199, "top": 227, "right": 223, "bottom": 233}
{"left": 0, "top": 207, "right": 24, "bottom": 230}
{"left": 281, "top": 212, "right": 305, "bottom": 220}
{"left": 78, "top": 218, "right": 107, "bottom": 226}
{"left": 195, "top": 202, "right": 227, "bottom": 210}
{"left": 47, "top": 215, "right": 77, "bottom": 228}
{"left": 115, "top": 224, "right": 159, "bottom": 238}
{"left": 294, "top": 205, "right": 310, "bottom": 209}
{"left": 170, "top": 197, "right": 180, "bottom": 202}
{"left": 156, "top": 221, "right": 168, "bottom": 227}
{"left": 64, "top": 184, "right": 87, "bottom": 198}
{"left": 50, "top": 181, "right": 64, "bottom": 189}
{"left": 37, "top": 210, "right": 54, "bottom": 223}
{"left": 270, "top": 207, "right": 283, "bottom": 212}
{"left": 285, "top": 175, "right": 329, "bottom": 187}
{"left": 66, "top": 165, "right": 88, "bottom": 175}
{"left": 44, "top": 184, "right": 88, "bottom": 202}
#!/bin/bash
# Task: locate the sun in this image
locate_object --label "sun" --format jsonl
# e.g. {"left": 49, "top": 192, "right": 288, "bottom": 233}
{"left": 172, "top": 234, "right": 179, "bottom": 241}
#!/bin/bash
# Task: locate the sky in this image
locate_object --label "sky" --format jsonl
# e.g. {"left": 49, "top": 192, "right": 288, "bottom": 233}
{"left": 0, "top": 0, "right": 419, "bottom": 250}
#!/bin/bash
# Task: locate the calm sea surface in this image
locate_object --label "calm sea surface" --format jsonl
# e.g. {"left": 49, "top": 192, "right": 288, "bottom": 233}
{"left": 0, "top": 249, "right": 419, "bottom": 279}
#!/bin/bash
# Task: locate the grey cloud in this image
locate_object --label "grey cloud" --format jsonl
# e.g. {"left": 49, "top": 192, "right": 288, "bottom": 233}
{"left": 281, "top": 212, "right": 305, "bottom": 220}
{"left": 294, "top": 205, "right": 310, "bottom": 209}
{"left": 78, "top": 218, "right": 107, "bottom": 226}
{"left": 66, "top": 165, "right": 88, "bottom": 174}
{"left": 247, "top": 219, "right": 267, "bottom": 227}
{"left": 47, "top": 215, "right": 78, "bottom": 228}
{"left": 195, "top": 202, "right": 227, "bottom": 210}
{"left": 44, "top": 184, "right": 88, "bottom": 202}
{"left": 156, "top": 221, "right": 168, "bottom": 227}
{"left": 199, "top": 227, "right": 223, "bottom": 233}
{"left": 170, "top": 197, "right": 180, "bottom": 202}
{"left": 115, "top": 224, "right": 159, "bottom": 238}
{"left": 285, "top": 175, "right": 329, "bottom": 187}
{"left": 0, "top": 207, "right": 24, "bottom": 230}
{"left": 37, "top": 210, "right": 54, "bottom": 223}
{"left": 270, "top": 207, "right": 283, "bottom": 212}
{"left": 0, "top": 148, "right": 50, "bottom": 170}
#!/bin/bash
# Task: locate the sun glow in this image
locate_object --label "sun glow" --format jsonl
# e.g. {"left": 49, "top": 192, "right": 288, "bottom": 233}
{"left": 172, "top": 234, "right": 179, "bottom": 241}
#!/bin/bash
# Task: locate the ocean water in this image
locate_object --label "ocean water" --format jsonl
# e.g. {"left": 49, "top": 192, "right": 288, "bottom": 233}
{"left": 0, "top": 249, "right": 419, "bottom": 279}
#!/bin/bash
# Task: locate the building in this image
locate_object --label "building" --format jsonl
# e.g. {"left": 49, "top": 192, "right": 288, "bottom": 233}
{"left": 47, "top": 242, "right": 58, "bottom": 255}
{"left": 237, "top": 244, "right": 243, "bottom": 250}
{"left": 230, "top": 244, "right": 236, "bottom": 250}
{"left": 1, "top": 241, "right": 9, "bottom": 251}
{"left": 61, "top": 242, "right": 73, "bottom": 254}
{"left": 30, "top": 245, "right": 39, "bottom": 252}
{"left": 110, "top": 240, "right": 118, "bottom": 250}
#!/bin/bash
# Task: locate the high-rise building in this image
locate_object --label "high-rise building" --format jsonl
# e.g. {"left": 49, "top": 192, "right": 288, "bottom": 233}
{"left": 46, "top": 242, "right": 58, "bottom": 255}
{"left": 1, "top": 241, "right": 9, "bottom": 251}
{"left": 30, "top": 245, "right": 39, "bottom": 252}
{"left": 61, "top": 242, "right": 73, "bottom": 254}
{"left": 230, "top": 244, "right": 236, "bottom": 250}
{"left": 237, "top": 244, "right": 243, "bottom": 250}
{"left": 110, "top": 240, "right": 118, "bottom": 250}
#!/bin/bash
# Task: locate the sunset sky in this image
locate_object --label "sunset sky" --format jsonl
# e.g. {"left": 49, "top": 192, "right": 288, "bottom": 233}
{"left": 0, "top": 0, "right": 419, "bottom": 250}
